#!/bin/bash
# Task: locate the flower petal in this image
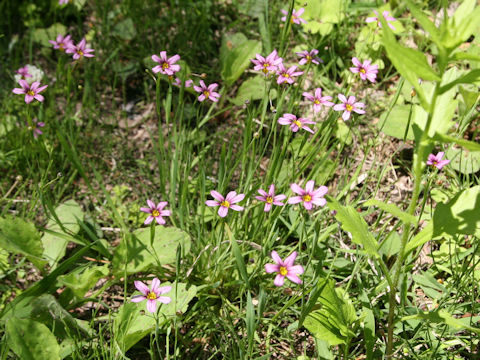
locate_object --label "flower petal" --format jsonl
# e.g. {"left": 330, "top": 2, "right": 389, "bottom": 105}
{"left": 134, "top": 280, "right": 150, "bottom": 295}
{"left": 284, "top": 251, "right": 297, "bottom": 267}
{"left": 158, "top": 296, "right": 171, "bottom": 304}
{"left": 146, "top": 299, "right": 157, "bottom": 313}
{"left": 265, "top": 263, "right": 279, "bottom": 273}
{"left": 274, "top": 274, "right": 285, "bottom": 287}
{"left": 218, "top": 206, "right": 229, "bottom": 217}
{"left": 131, "top": 295, "right": 146, "bottom": 303}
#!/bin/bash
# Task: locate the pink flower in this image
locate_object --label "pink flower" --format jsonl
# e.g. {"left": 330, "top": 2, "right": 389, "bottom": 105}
{"left": 278, "top": 113, "right": 315, "bottom": 134}
{"left": 277, "top": 64, "right": 303, "bottom": 85}
{"left": 49, "top": 34, "right": 74, "bottom": 51}
{"left": 288, "top": 180, "right": 328, "bottom": 210}
{"left": 427, "top": 152, "right": 450, "bottom": 170}
{"left": 303, "top": 88, "right": 334, "bottom": 113}
{"left": 281, "top": 8, "right": 307, "bottom": 25}
{"left": 58, "top": 0, "right": 71, "bottom": 4}
{"left": 205, "top": 190, "right": 244, "bottom": 217}
{"left": 333, "top": 94, "right": 365, "bottom": 121}
{"left": 66, "top": 38, "right": 95, "bottom": 60}
{"left": 296, "top": 49, "right": 322, "bottom": 65}
{"left": 28, "top": 118, "right": 45, "bottom": 139}
{"left": 12, "top": 80, "right": 48, "bottom": 104}
{"left": 173, "top": 78, "right": 193, "bottom": 87}
{"left": 251, "top": 49, "right": 283, "bottom": 75}
{"left": 256, "top": 184, "right": 287, "bottom": 212}
{"left": 152, "top": 51, "right": 181, "bottom": 76}
{"left": 140, "top": 200, "right": 171, "bottom": 225}
{"left": 16, "top": 66, "right": 32, "bottom": 79}
{"left": 265, "top": 251, "right": 304, "bottom": 286}
{"left": 193, "top": 80, "right": 220, "bottom": 102}
{"left": 366, "top": 10, "right": 396, "bottom": 30}
{"left": 350, "top": 58, "right": 378, "bottom": 83}
{"left": 131, "top": 278, "right": 172, "bottom": 313}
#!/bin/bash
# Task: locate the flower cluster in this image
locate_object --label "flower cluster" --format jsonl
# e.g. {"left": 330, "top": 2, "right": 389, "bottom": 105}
{"left": 15, "top": 65, "right": 44, "bottom": 85}
{"left": 50, "top": 35, "right": 95, "bottom": 60}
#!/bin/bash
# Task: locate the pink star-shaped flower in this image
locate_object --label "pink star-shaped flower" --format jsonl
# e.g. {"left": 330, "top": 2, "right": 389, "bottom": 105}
{"left": 288, "top": 180, "right": 328, "bottom": 210}
{"left": 131, "top": 278, "right": 171, "bottom": 313}
{"left": 265, "top": 251, "right": 304, "bottom": 286}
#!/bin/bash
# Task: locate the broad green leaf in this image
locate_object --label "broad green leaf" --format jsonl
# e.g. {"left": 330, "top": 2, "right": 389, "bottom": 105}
{"left": 328, "top": 197, "right": 379, "bottom": 257}
{"left": 448, "top": 0, "right": 480, "bottom": 49}
{"left": 405, "top": 222, "right": 433, "bottom": 255}
{"left": 445, "top": 148, "right": 480, "bottom": 174}
{"left": 439, "top": 69, "right": 480, "bottom": 94}
{"left": 298, "top": 0, "right": 345, "bottom": 35}
{"left": 57, "top": 264, "right": 109, "bottom": 299}
{"left": 42, "top": 200, "right": 84, "bottom": 268}
{"left": 378, "top": 231, "right": 402, "bottom": 257}
{"left": 451, "top": 51, "right": 480, "bottom": 62}
{"left": 6, "top": 317, "right": 61, "bottom": 360}
{"left": 432, "top": 133, "right": 480, "bottom": 152}
{"left": 112, "top": 226, "right": 191, "bottom": 276}
{"left": 114, "top": 282, "right": 197, "bottom": 351}
{"left": 0, "top": 216, "right": 45, "bottom": 270}
{"left": 32, "top": 23, "right": 66, "bottom": 47}
{"left": 220, "top": 33, "right": 261, "bottom": 85}
{"left": 364, "top": 199, "right": 417, "bottom": 224}
{"left": 378, "top": 105, "right": 415, "bottom": 140}
{"left": 303, "top": 278, "right": 357, "bottom": 346}
{"left": 433, "top": 185, "right": 480, "bottom": 238}
{"left": 30, "top": 294, "right": 92, "bottom": 339}
{"left": 402, "top": 309, "right": 480, "bottom": 335}
{"left": 404, "top": 0, "right": 441, "bottom": 45}
{"left": 113, "top": 18, "right": 136, "bottom": 40}
{"left": 231, "top": 76, "right": 267, "bottom": 106}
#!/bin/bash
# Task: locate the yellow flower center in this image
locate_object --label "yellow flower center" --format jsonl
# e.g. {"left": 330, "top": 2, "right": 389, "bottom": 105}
{"left": 314, "top": 100, "right": 320, "bottom": 104}
{"left": 152, "top": 209, "right": 160, "bottom": 217}
{"left": 360, "top": 68, "right": 366, "bottom": 74}
{"left": 27, "top": 90, "right": 35, "bottom": 96}
{"left": 203, "top": 91, "right": 210, "bottom": 98}
{"left": 162, "top": 63, "right": 169, "bottom": 70}
{"left": 290, "top": 16, "right": 296, "bottom": 24}
{"left": 78, "top": 50, "right": 84, "bottom": 56}
{"left": 279, "top": 266, "right": 288, "bottom": 276}
{"left": 221, "top": 200, "right": 230, "bottom": 208}
{"left": 306, "top": 55, "right": 312, "bottom": 61}
{"left": 283, "top": 73, "right": 290, "bottom": 78}
{"left": 146, "top": 291, "right": 157, "bottom": 300}
{"left": 303, "top": 194, "right": 312, "bottom": 202}
{"left": 433, "top": 161, "right": 438, "bottom": 165}
{"left": 293, "top": 120, "right": 301, "bottom": 127}
{"left": 346, "top": 104, "right": 353, "bottom": 112}
{"left": 266, "top": 196, "right": 273, "bottom": 204}
{"left": 59, "top": 44, "right": 65, "bottom": 51}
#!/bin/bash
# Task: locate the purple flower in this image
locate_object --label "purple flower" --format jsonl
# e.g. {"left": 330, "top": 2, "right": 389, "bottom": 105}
{"left": 278, "top": 113, "right": 315, "bottom": 134}
{"left": 140, "top": 200, "right": 171, "bottom": 225}
{"left": 265, "top": 251, "right": 304, "bottom": 287}
{"left": 28, "top": 118, "right": 45, "bottom": 139}
{"left": 49, "top": 34, "right": 74, "bottom": 51}
{"left": 12, "top": 80, "right": 48, "bottom": 104}
{"left": 205, "top": 190, "right": 244, "bottom": 217}
{"left": 66, "top": 38, "right": 95, "bottom": 60}
{"left": 333, "top": 94, "right": 365, "bottom": 121}
{"left": 173, "top": 78, "right": 193, "bottom": 87}
{"left": 281, "top": 8, "right": 307, "bottom": 25}
{"left": 131, "top": 278, "right": 172, "bottom": 313}
{"left": 427, "top": 152, "right": 450, "bottom": 170}
{"left": 350, "top": 57, "right": 378, "bottom": 83}
{"left": 251, "top": 49, "right": 283, "bottom": 76}
{"left": 16, "top": 66, "right": 32, "bottom": 79}
{"left": 366, "top": 10, "right": 396, "bottom": 30}
{"left": 193, "top": 80, "right": 220, "bottom": 102}
{"left": 256, "top": 184, "right": 287, "bottom": 212}
{"left": 277, "top": 64, "right": 303, "bottom": 85}
{"left": 303, "top": 88, "right": 334, "bottom": 113}
{"left": 296, "top": 49, "right": 322, "bottom": 65}
{"left": 288, "top": 180, "right": 328, "bottom": 210}
{"left": 152, "top": 51, "right": 181, "bottom": 76}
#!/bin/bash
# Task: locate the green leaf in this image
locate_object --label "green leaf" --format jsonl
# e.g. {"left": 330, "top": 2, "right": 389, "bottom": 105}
{"left": 114, "top": 282, "right": 197, "bottom": 351}
{"left": 6, "top": 317, "right": 61, "bottom": 360}
{"left": 113, "top": 18, "right": 136, "bottom": 41}
{"left": 57, "top": 264, "right": 109, "bottom": 299}
{"left": 231, "top": 76, "right": 267, "bottom": 106}
{"left": 0, "top": 216, "right": 45, "bottom": 270}
{"left": 439, "top": 69, "right": 480, "bottom": 94}
{"left": 42, "top": 200, "right": 84, "bottom": 268}
{"left": 303, "top": 278, "right": 357, "bottom": 346}
{"left": 404, "top": 0, "right": 441, "bottom": 45}
{"left": 327, "top": 197, "right": 379, "bottom": 257}
{"left": 298, "top": 0, "right": 345, "bottom": 35}
{"left": 364, "top": 199, "right": 417, "bottom": 224}
{"left": 112, "top": 226, "right": 191, "bottom": 276}
{"left": 432, "top": 133, "right": 480, "bottom": 152}
{"left": 32, "top": 23, "right": 67, "bottom": 47}
{"left": 445, "top": 148, "right": 480, "bottom": 174}
{"left": 405, "top": 222, "right": 433, "bottom": 255}
{"left": 401, "top": 309, "right": 480, "bottom": 335}
{"left": 220, "top": 33, "right": 261, "bottom": 85}
{"left": 378, "top": 105, "right": 415, "bottom": 140}
{"left": 433, "top": 185, "right": 480, "bottom": 238}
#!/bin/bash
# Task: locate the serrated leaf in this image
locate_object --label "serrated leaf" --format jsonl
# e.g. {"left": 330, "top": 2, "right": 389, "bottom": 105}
{"left": 0, "top": 216, "right": 45, "bottom": 270}
{"left": 114, "top": 282, "right": 197, "bottom": 351}
{"left": 6, "top": 317, "right": 61, "bottom": 360}
{"left": 42, "top": 200, "right": 84, "bottom": 268}
{"left": 327, "top": 197, "right": 379, "bottom": 257}
{"left": 112, "top": 226, "right": 191, "bottom": 276}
